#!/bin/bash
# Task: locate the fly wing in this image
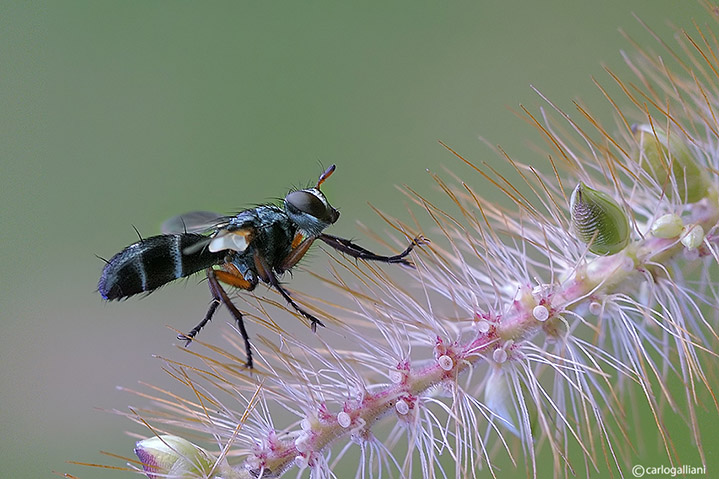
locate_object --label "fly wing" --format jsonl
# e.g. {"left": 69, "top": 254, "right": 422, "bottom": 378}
{"left": 161, "top": 211, "right": 230, "bottom": 234}
{"left": 162, "top": 211, "right": 234, "bottom": 256}
{"left": 162, "top": 211, "right": 255, "bottom": 254}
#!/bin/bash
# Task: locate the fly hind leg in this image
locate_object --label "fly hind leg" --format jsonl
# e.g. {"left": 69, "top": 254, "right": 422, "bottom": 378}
{"left": 180, "top": 296, "right": 220, "bottom": 342}
{"left": 179, "top": 267, "right": 257, "bottom": 369}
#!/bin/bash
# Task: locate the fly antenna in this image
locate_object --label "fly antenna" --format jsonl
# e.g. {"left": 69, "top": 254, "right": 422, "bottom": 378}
{"left": 317, "top": 164, "right": 336, "bottom": 189}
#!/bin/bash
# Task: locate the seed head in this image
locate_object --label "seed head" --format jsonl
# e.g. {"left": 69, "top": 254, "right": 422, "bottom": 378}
{"left": 570, "top": 182, "right": 631, "bottom": 255}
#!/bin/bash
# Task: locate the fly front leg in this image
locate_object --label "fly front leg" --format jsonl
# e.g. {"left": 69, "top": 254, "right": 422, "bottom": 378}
{"left": 179, "top": 265, "right": 257, "bottom": 369}
{"left": 318, "top": 233, "right": 427, "bottom": 267}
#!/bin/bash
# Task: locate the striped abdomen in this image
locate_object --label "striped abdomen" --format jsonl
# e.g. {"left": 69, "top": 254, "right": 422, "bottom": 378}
{"left": 98, "top": 234, "right": 225, "bottom": 300}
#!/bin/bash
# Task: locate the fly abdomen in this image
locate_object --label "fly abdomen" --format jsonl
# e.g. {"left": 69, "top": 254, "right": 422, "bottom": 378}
{"left": 98, "top": 234, "right": 224, "bottom": 300}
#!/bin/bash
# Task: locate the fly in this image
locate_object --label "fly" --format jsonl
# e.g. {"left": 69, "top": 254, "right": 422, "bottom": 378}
{"left": 98, "top": 165, "right": 425, "bottom": 368}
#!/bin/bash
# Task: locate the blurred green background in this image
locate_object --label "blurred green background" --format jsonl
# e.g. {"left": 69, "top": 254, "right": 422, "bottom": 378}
{"left": 1, "top": 1, "right": 715, "bottom": 477}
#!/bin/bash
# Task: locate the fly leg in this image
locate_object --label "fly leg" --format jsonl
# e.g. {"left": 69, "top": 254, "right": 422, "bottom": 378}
{"left": 318, "top": 234, "right": 427, "bottom": 267}
{"left": 270, "top": 273, "right": 325, "bottom": 332}
{"left": 179, "top": 295, "right": 220, "bottom": 342}
{"left": 254, "top": 250, "right": 325, "bottom": 332}
{"left": 179, "top": 266, "right": 256, "bottom": 369}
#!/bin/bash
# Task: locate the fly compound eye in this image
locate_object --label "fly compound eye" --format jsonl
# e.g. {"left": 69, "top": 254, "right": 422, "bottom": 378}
{"left": 286, "top": 190, "right": 333, "bottom": 222}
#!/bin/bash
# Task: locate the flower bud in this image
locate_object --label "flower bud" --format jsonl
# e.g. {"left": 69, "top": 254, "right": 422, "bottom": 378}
{"left": 633, "top": 124, "right": 711, "bottom": 203}
{"left": 651, "top": 213, "right": 683, "bottom": 238}
{"left": 135, "top": 435, "right": 215, "bottom": 479}
{"left": 680, "top": 224, "right": 705, "bottom": 250}
{"left": 570, "top": 182, "right": 630, "bottom": 255}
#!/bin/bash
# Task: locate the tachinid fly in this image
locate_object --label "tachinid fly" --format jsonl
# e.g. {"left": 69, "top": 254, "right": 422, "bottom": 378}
{"left": 98, "top": 165, "right": 425, "bottom": 368}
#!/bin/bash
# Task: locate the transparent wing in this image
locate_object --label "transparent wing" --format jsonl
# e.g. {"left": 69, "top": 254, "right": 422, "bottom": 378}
{"left": 161, "top": 211, "right": 230, "bottom": 235}
{"left": 162, "top": 211, "right": 255, "bottom": 254}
